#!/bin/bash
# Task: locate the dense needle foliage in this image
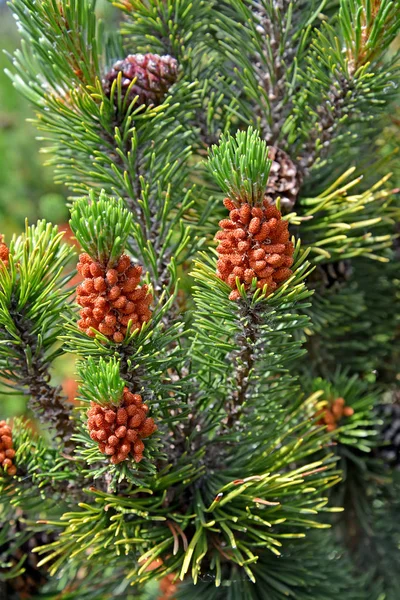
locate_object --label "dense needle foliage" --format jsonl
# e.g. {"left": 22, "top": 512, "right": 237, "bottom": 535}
{"left": 0, "top": 1, "right": 399, "bottom": 599}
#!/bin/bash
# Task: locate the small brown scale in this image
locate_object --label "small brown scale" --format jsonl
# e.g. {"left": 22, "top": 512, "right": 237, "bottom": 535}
{"left": 77, "top": 253, "right": 152, "bottom": 343}
{"left": 0, "top": 420, "right": 17, "bottom": 476}
{"left": 215, "top": 199, "right": 294, "bottom": 300}
{"left": 87, "top": 388, "right": 157, "bottom": 464}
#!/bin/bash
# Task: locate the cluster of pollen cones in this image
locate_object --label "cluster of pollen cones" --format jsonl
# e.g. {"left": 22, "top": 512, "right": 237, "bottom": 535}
{"left": 0, "top": 420, "right": 16, "bottom": 476}
{"left": 216, "top": 199, "right": 294, "bottom": 300}
{"left": 87, "top": 387, "right": 157, "bottom": 464}
{"left": 77, "top": 253, "right": 152, "bottom": 342}
{"left": 316, "top": 397, "right": 354, "bottom": 432}
{"left": 0, "top": 236, "right": 9, "bottom": 267}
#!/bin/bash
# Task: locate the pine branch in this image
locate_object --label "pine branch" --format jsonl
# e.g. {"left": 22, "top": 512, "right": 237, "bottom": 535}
{"left": 4, "top": 307, "right": 74, "bottom": 447}
{"left": 0, "top": 222, "right": 75, "bottom": 447}
{"left": 284, "top": 1, "right": 400, "bottom": 173}
{"left": 8, "top": 0, "right": 208, "bottom": 296}
{"left": 250, "top": 0, "right": 299, "bottom": 144}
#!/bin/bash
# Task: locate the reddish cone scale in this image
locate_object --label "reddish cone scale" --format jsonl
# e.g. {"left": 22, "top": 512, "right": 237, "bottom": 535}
{"left": 76, "top": 253, "right": 152, "bottom": 343}
{"left": 215, "top": 199, "right": 294, "bottom": 300}
{"left": 103, "top": 53, "right": 178, "bottom": 108}
{"left": 316, "top": 397, "right": 354, "bottom": 432}
{"left": 87, "top": 387, "right": 157, "bottom": 464}
{"left": 0, "top": 236, "right": 9, "bottom": 267}
{"left": 0, "top": 420, "right": 17, "bottom": 476}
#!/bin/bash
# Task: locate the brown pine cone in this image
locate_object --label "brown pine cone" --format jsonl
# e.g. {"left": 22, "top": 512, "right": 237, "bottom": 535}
{"left": 0, "top": 235, "right": 9, "bottom": 267}
{"left": 0, "top": 420, "right": 17, "bottom": 476}
{"left": 265, "top": 147, "right": 301, "bottom": 213}
{"left": 76, "top": 253, "right": 152, "bottom": 343}
{"left": 215, "top": 199, "right": 294, "bottom": 301}
{"left": 87, "top": 387, "right": 157, "bottom": 464}
{"left": 103, "top": 53, "right": 178, "bottom": 108}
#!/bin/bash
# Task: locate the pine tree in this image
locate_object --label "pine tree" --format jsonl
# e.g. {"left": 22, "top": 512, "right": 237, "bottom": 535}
{"left": 0, "top": 1, "right": 399, "bottom": 598}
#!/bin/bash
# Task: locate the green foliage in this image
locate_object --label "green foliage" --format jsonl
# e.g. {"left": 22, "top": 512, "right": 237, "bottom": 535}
{"left": 0, "top": 418, "right": 76, "bottom": 512}
{"left": 283, "top": 0, "right": 400, "bottom": 170}
{"left": 0, "top": 221, "right": 74, "bottom": 387}
{"left": 309, "top": 370, "right": 379, "bottom": 452}
{"left": 110, "top": 0, "right": 213, "bottom": 72}
{"left": 339, "top": 0, "right": 400, "bottom": 68}
{"left": 295, "top": 169, "right": 395, "bottom": 262}
{"left": 176, "top": 531, "right": 363, "bottom": 600}
{"left": 77, "top": 356, "right": 125, "bottom": 407}
{"left": 208, "top": 128, "right": 271, "bottom": 205}
{"left": 1, "top": 0, "right": 399, "bottom": 598}
{"left": 70, "top": 192, "right": 133, "bottom": 264}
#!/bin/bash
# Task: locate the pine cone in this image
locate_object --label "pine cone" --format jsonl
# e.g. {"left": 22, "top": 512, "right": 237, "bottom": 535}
{"left": 215, "top": 200, "right": 294, "bottom": 301}
{"left": 87, "top": 387, "right": 157, "bottom": 464}
{"left": 0, "top": 420, "right": 17, "bottom": 476}
{"left": 315, "top": 397, "right": 354, "bottom": 432}
{"left": 103, "top": 54, "right": 178, "bottom": 108}
{"left": 0, "top": 520, "right": 52, "bottom": 599}
{"left": 0, "top": 235, "right": 9, "bottom": 267}
{"left": 265, "top": 147, "right": 301, "bottom": 213}
{"left": 76, "top": 253, "right": 152, "bottom": 343}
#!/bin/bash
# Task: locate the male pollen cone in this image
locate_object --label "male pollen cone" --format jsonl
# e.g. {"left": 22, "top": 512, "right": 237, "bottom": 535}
{"left": 216, "top": 198, "right": 294, "bottom": 300}
{"left": 76, "top": 253, "right": 152, "bottom": 343}
{"left": 87, "top": 387, "right": 157, "bottom": 464}
{"left": 0, "top": 420, "right": 17, "bottom": 476}
{"left": 316, "top": 397, "right": 354, "bottom": 432}
{"left": 0, "top": 236, "right": 9, "bottom": 267}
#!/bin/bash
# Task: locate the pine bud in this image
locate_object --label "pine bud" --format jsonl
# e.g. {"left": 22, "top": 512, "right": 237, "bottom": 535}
{"left": 103, "top": 53, "right": 178, "bottom": 109}
{"left": 216, "top": 201, "right": 294, "bottom": 300}
{"left": 76, "top": 253, "right": 152, "bottom": 342}
{"left": 0, "top": 420, "right": 17, "bottom": 476}
{"left": 87, "top": 388, "right": 157, "bottom": 464}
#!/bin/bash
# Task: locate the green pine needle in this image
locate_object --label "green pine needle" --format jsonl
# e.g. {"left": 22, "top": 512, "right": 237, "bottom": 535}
{"left": 208, "top": 127, "right": 271, "bottom": 205}
{"left": 70, "top": 191, "right": 133, "bottom": 265}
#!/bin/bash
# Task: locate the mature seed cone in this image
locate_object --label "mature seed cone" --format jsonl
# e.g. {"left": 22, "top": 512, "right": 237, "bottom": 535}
{"left": 0, "top": 520, "right": 52, "bottom": 600}
{"left": 87, "top": 387, "right": 157, "bottom": 464}
{"left": 315, "top": 397, "right": 354, "bottom": 432}
{"left": 0, "top": 235, "right": 9, "bottom": 267}
{"left": 0, "top": 420, "right": 17, "bottom": 476}
{"left": 265, "top": 147, "right": 301, "bottom": 213}
{"left": 375, "top": 396, "right": 400, "bottom": 468}
{"left": 103, "top": 53, "right": 178, "bottom": 108}
{"left": 216, "top": 199, "right": 294, "bottom": 301}
{"left": 76, "top": 253, "right": 152, "bottom": 343}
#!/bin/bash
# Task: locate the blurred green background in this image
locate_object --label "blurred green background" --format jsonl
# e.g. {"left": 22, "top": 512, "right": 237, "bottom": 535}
{"left": 0, "top": 3, "right": 69, "bottom": 236}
